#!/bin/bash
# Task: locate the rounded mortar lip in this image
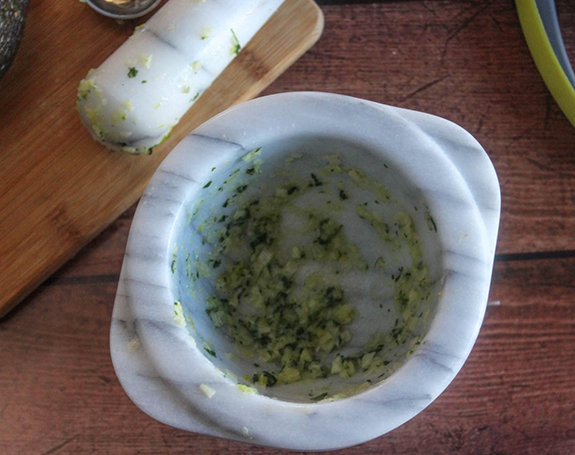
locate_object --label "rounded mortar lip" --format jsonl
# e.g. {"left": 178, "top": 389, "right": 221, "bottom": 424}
{"left": 117, "top": 91, "right": 498, "bottom": 450}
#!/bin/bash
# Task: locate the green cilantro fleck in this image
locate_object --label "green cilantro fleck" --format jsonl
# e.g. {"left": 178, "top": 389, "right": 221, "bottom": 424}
{"left": 127, "top": 67, "right": 138, "bottom": 78}
{"left": 241, "top": 147, "right": 262, "bottom": 162}
{"left": 310, "top": 173, "right": 322, "bottom": 187}
{"left": 428, "top": 214, "right": 438, "bottom": 232}
{"left": 203, "top": 181, "right": 212, "bottom": 189}
{"left": 230, "top": 28, "right": 241, "bottom": 55}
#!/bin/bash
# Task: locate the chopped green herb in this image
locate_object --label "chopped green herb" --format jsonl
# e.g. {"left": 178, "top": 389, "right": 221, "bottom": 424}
{"left": 127, "top": 67, "right": 138, "bottom": 78}
{"left": 339, "top": 189, "right": 348, "bottom": 200}
{"left": 311, "top": 392, "right": 328, "bottom": 401}
{"left": 310, "top": 173, "right": 322, "bottom": 187}
{"left": 252, "top": 371, "right": 277, "bottom": 387}
{"left": 203, "top": 181, "right": 212, "bottom": 189}
{"left": 425, "top": 211, "right": 438, "bottom": 232}
{"left": 204, "top": 347, "right": 217, "bottom": 357}
{"left": 211, "top": 167, "right": 216, "bottom": 172}
{"left": 230, "top": 28, "right": 241, "bottom": 55}
{"left": 374, "top": 257, "right": 385, "bottom": 269}
{"left": 141, "top": 80, "right": 147, "bottom": 84}
{"left": 241, "top": 147, "right": 262, "bottom": 162}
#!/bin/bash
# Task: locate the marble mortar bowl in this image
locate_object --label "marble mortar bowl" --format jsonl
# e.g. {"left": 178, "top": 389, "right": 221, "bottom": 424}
{"left": 110, "top": 92, "right": 500, "bottom": 451}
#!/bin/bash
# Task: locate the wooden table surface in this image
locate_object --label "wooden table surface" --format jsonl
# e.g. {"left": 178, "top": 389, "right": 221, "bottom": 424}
{"left": 1, "top": 0, "right": 574, "bottom": 453}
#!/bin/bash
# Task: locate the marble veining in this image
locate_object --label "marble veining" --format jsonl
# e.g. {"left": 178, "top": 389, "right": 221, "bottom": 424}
{"left": 110, "top": 92, "right": 500, "bottom": 451}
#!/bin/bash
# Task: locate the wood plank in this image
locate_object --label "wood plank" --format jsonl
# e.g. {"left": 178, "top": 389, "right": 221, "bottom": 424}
{"left": 1, "top": 257, "right": 572, "bottom": 454}
{"left": 0, "top": 0, "right": 324, "bottom": 318}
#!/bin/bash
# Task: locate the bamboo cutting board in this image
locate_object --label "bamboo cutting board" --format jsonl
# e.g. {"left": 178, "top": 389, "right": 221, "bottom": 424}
{"left": 0, "top": 0, "right": 324, "bottom": 318}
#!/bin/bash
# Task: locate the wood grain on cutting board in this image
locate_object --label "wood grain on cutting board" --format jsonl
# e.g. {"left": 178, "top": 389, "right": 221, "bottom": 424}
{"left": 0, "top": 0, "right": 323, "bottom": 317}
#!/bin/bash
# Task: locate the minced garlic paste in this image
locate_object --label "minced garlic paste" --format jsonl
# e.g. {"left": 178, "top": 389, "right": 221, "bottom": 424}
{"left": 187, "top": 150, "right": 437, "bottom": 394}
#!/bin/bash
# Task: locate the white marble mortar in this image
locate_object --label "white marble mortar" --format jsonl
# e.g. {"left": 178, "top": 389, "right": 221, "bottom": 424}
{"left": 110, "top": 92, "right": 500, "bottom": 451}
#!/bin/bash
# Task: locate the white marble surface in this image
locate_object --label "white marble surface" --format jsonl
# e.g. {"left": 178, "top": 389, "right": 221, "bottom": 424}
{"left": 110, "top": 92, "right": 500, "bottom": 451}
{"left": 77, "top": 0, "right": 285, "bottom": 153}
